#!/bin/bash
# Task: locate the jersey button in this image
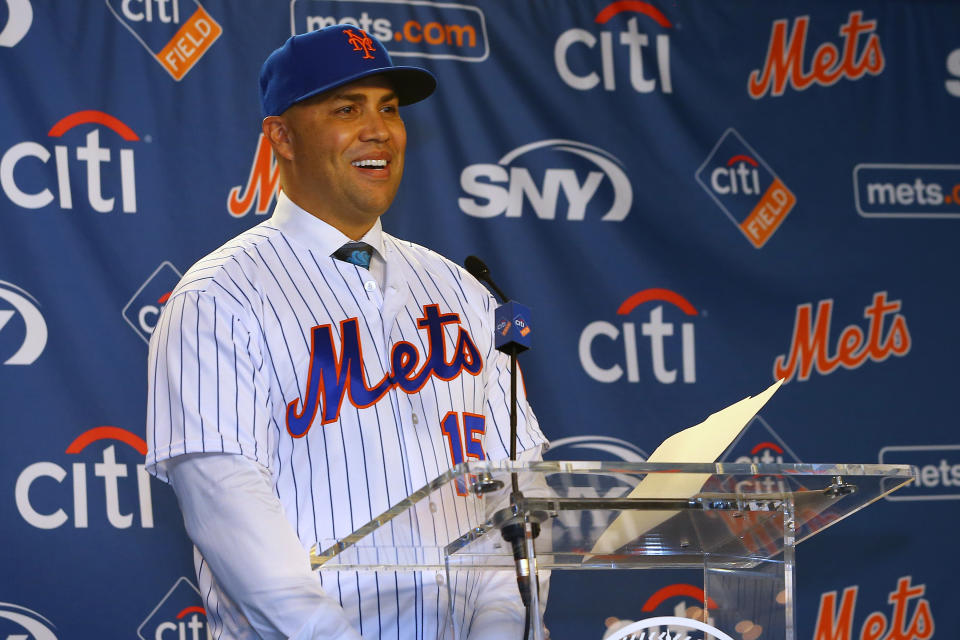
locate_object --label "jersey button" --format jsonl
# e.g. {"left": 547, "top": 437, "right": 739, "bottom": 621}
{"left": 435, "top": 573, "right": 445, "bottom": 585}
{"left": 411, "top": 414, "right": 419, "bottom": 425}
{"left": 364, "top": 281, "right": 376, "bottom": 292}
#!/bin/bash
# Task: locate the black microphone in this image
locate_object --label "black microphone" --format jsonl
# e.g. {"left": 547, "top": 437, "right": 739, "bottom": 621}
{"left": 465, "top": 255, "right": 509, "bottom": 304}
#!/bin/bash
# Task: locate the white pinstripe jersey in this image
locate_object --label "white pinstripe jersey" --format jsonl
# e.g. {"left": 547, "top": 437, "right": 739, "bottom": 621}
{"left": 146, "top": 194, "right": 546, "bottom": 639}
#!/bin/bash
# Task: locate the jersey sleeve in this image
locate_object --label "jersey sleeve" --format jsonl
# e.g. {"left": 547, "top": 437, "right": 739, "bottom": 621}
{"left": 146, "top": 289, "right": 274, "bottom": 482}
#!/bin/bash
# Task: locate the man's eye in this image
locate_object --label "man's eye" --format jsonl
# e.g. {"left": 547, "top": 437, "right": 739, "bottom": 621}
{"left": 336, "top": 106, "right": 355, "bottom": 115}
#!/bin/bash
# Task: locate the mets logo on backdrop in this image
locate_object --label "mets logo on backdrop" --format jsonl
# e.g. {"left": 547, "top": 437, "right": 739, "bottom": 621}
{"left": 748, "top": 10, "right": 884, "bottom": 99}
{"left": 695, "top": 128, "right": 796, "bottom": 248}
{"left": 137, "top": 578, "right": 209, "bottom": 640}
{"left": 105, "top": 0, "right": 222, "bottom": 80}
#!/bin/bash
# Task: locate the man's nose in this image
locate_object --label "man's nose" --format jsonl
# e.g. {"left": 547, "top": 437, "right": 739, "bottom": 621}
{"left": 358, "top": 111, "right": 390, "bottom": 142}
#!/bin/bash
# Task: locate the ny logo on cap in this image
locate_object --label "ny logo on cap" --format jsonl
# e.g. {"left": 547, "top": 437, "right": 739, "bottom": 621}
{"left": 344, "top": 28, "right": 376, "bottom": 60}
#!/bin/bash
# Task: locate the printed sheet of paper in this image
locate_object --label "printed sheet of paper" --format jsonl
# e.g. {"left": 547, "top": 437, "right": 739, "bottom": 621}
{"left": 590, "top": 379, "right": 784, "bottom": 556}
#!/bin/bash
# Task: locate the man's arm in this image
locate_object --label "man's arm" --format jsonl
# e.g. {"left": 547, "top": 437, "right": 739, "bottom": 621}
{"left": 166, "top": 452, "right": 362, "bottom": 640}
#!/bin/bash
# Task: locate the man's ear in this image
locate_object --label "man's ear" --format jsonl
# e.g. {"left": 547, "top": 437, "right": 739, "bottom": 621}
{"left": 262, "top": 116, "right": 295, "bottom": 161}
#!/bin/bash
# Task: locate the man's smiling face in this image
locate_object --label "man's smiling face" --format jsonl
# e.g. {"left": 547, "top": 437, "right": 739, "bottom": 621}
{"left": 280, "top": 75, "right": 406, "bottom": 234}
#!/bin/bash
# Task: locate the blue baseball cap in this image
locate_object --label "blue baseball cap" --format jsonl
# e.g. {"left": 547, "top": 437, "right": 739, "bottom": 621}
{"left": 259, "top": 25, "right": 437, "bottom": 118}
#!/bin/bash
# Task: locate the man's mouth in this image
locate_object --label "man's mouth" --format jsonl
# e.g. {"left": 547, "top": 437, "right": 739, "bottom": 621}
{"left": 351, "top": 159, "right": 388, "bottom": 169}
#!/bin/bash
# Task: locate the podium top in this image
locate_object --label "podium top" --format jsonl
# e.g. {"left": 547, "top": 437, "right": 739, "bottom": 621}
{"left": 311, "top": 460, "right": 913, "bottom": 572}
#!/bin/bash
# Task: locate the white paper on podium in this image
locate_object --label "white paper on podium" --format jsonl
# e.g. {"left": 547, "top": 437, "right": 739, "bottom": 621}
{"left": 590, "top": 379, "right": 784, "bottom": 556}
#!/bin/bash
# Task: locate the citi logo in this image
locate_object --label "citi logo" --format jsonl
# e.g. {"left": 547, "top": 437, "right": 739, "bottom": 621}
{"left": 555, "top": 1, "right": 673, "bottom": 93}
{"left": 748, "top": 11, "right": 884, "bottom": 99}
{"left": 14, "top": 426, "right": 155, "bottom": 529}
{"left": 0, "top": 110, "right": 138, "bottom": 213}
{"left": 0, "top": 0, "right": 32, "bottom": 47}
{"left": 604, "top": 585, "right": 730, "bottom": 640}
{"left": 459, "top": 139, "right": 632, "bottom": 221}
{"left": 123, "top": 262, "right": 182, "bottom": 344}
{"left": 0, "top": 602, "right": 57, "bottom": 640}
{"left": 0, "top": 280, "right": 46, "bottom": 365}
{"left": 580, "top": 288, "right": 696, "bottom": 384}
{"left": 773, "top": 291, "right": 910, "bottom": 383}
{"left": 138, "top": 578, "right": 209, "bottom": 640}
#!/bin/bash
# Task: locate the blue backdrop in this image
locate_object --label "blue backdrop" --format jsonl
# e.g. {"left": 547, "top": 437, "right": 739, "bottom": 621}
{"left": 1, "top": 1, "right": 956, "bottom": 638}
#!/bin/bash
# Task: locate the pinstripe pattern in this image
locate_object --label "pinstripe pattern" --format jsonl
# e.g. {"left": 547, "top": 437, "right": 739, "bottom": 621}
{"left": 146, "top": 195, "right": 546, "bottom": 639}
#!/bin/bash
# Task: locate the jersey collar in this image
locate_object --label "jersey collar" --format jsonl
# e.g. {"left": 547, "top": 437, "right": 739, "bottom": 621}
{"left": 269, "top": 191, "right": 386, "bottom": 260}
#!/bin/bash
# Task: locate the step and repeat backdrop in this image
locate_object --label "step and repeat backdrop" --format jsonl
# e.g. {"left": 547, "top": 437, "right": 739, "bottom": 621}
{"left": 1, "top": 0, "right": 956, "bottom": 638}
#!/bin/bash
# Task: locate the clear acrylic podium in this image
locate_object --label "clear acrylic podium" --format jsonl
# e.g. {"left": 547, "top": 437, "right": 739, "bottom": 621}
{"left": 310, "top": 461, "right": 913, "bottom": 640}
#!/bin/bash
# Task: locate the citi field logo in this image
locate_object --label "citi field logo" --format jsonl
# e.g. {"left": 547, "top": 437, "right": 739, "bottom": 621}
{"left": 0, "top": 280, "right": 46, "bottom": 365}
{"left": 0, "top": 602, "right": 57, "bottom": 640}
{"left": 603, "top": 585, "right": 734, "bottom": 640}
{"left": 773, "top": 291, "right": 910, "bottom": 383}
{"left": 0, "top": 0, "right": 32, "bottom": 47}
{"left": 137, "top": 578, "right": 209, "bottom": 640}
{"left": 879, "top": 445, "right": 960, "bottom": 501}
{"left": 721, "top": 415, "right": 801, "bottom": 493}
{"left": 459, "top": 139, "right": 632, "bottom": 221}
{"left": 555, "top": 1, "right": 673, "bottom": 93}
{"left": 14, "top": 426, "right": 155, "bottom": 529}
{"left": 105, "top": 0, "right": 222, "bottom": 80}
{"left": 580, "top": 288, "right": 697, "bottom": 384}
{"left": 814, "top": 576, "right": 934, "bottom": 640}
{"left": 123, "top": 262, "right": 182, "bottom": 344}
{"left": 695, "top": 128, "right": 796, "bottom": 248}
{"left": 0, "top": 110, "right": 139, "bottom": 213}
{"left": 748, "top": 11, "right": 884, "bottom": 99}
{"left": 854, "top": 164, "right": 960, "bottom": 219}
{"left": 292, "top": 0, "right": 488, "bottom": 62}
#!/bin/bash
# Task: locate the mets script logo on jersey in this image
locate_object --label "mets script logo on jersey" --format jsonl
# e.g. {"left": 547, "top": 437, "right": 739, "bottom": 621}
{"left": 137, "top": 577, "right": 208, "bottom": 640}
{"left": 555, "top": 1, "right": 673, "bottom": 94}
{"left": 287, "top": 304, "right": 482, "bottom": 437}
{"left": 1, "top": 110, "right": 140, "bottom": 213}
{"left": 105, "top": 0, "right": 222, "bottom": 80}
{"left": 292, "top": 0, "right": 488, "bottom": 62}
{"left": 580, "top": 288, "right": 697, "bottom": 384}
{"left": 748, "top": 10, "right": 884, "bottom": 99}
{"left": 0, "top": 280, "right": 46, "bottom": 365}
{"left": 695, "top": 128, "right": 796, "bottom": 248}
{"left": 459, "top": 139, "right": 632, "bottom": 221}
{"left": 814, "top": 576, "right": 934, "bottom": 640}
{"left": 15, "top": 426, "right": 155, "bottom": 530}
{"left": 773, "top": 290, "right": 910, "bottom": 383}
{"left": 123, "top": 262, "right": 183, "bottom": 344}
{"left": 0, "top": 0, "right": 32, "bottom": 47}
{"left": 0, "top": 602, "right": 58, "bottom": 640}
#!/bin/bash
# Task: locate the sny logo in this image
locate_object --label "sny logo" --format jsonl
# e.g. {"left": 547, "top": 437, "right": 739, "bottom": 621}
{"left": 580, "top": 288, "right": 696, "bottom": 384}
{"left": 105, "top": 0, "right": 222, "bottom": 80}
{"left": 0, "top": 602, "right": 58, "bottom": 640}
{"left": 0, "top": 0, "right": 32, "bottom": 47}
{"left": 123, "top": 262, "right": 183, "bottom": 344}
{"left": 344, "top": 27, "right": 375, "bottom": 59}
{"left": 695, "top": 128, "right": 796, "bottom": 248}
{"left": 137, "top": 577, "right": 209, "bottom": 640}
{"left": 459, "top": 139, "right": 632, "bottom": 221}
{"left": 0, "top": 280, "right": 46, "bottom": 365}
{"left": 555, "top": 1, "right": 673, "bottom": 93}
{"left": 1, "top": 110, "right": 139, "bottom": 213}
{"left": 773, "top": 291, "right": 910, "bottom": 383}
{"left": 748, "top": 11, "right": 884, "bottom": 99}
{"left": 15, "top": 426, "right": 155, "bottom": 529}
